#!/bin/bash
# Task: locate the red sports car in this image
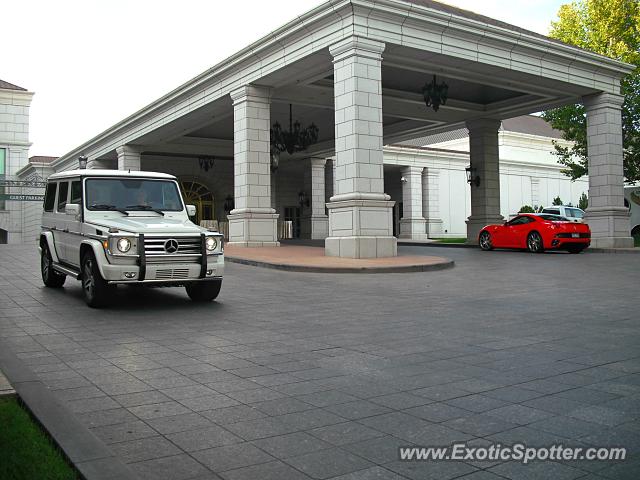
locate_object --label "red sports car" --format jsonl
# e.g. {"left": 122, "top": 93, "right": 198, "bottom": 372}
{"left": 478, "top": 214, "right": 591, "bottom": 254}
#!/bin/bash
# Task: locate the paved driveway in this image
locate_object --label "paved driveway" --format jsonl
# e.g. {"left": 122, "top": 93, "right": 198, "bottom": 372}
{"left": 1, "top": 244, "right": 639, "bottom": 480}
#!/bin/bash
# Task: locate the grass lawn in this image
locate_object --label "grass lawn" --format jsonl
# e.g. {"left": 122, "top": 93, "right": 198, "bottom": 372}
{"left": 433, "top": 237, "right": 468, "bottom": 243}
{"left": 0, "top": 397, "right": 78, "bottom": 480}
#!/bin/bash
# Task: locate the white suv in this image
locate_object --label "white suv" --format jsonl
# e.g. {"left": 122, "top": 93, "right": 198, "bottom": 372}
{"left": 39, "top": 169, "right": 224, "bottom": 307}
{"left": 541, "top": 206, "right": 585, "bottom": 223}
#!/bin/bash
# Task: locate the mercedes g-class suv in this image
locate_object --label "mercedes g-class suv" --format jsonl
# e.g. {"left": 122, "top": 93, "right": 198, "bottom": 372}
{"left": 39, "top": 169, "right": 224, "bottom": 307}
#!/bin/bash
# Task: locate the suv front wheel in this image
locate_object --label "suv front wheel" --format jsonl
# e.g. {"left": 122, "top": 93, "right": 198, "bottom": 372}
{"left": 82, "top": 251, "right": 112, "bottom": 308}
{"left": 41, "top": 243, "right": 66, "bottom": 288}
{"left": 185, "top": 280, "right": 222, "bottom": 302}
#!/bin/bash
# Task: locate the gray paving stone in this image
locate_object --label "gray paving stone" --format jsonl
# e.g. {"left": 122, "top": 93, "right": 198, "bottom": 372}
{"left": 489, "top": 461, "right": 586, "bottom": 480}
{"left": 330, "top": 466, "right": 406, "bottom": 480}
{"left": 146, "top": 412, "right": 213, "bottom": 435}
{"left": 251, "top": 397, "right": 315, "bottom": 416}
{"left": 166, "top": 425, "right": 243, "bottom": 452}
{"left": 285, "top": 447, "right": 373, "bottom": 479}
{"left": 369, "top": 392, "right": 432, "bottom": 410}
{"left": 90, "top": 420, "right": 158, "bottom": 444}
{"left": 296, "top": 390, "right": 360, "bottom": 407}
{"left": 324, "top": 400, "right": 393, "bottom": 420}
{"left": 220, "top": 460, "right": 312, "bottom": 480}
{"left": 485, "top": 404, "right": 555, "bottom": 425}
{"left": 252, "top": 431, "right": 333, "bottom": 459}
{"left": 110, "top": 436, "right": 182, "bottom": 463}
{"left": 403, "top": 402, "right": 469, "bottom": 423}
{"left": 128, "top": 401, "right": 192, "bottom": 420}
{"left": 192, "top": 442, "right": 274, "bottom": 472}
{"left": 131, "top": 453, "right": 212, "bottom": 480}
{"left": 201, "top": 404, "right": 267, "bottom": 425}
{"left": 309, "top": 421, "right": 385, "bottom": 446}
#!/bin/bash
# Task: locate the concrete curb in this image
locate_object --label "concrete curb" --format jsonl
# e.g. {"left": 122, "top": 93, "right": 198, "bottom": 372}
{"left": 586, "top": 248, "right": 640, "bottom": 254}
{"left": 225, "top": 255, "right": 455, "bottom": 273}
{"left": 0, "top": 338, "right": 139, "bottom": 480}
{"left": 398, "top": 241, "right": 477, "bottom": 249}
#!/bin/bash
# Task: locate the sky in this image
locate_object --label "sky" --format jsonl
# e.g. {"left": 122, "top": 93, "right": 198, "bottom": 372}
{"left": 3, "top": 0, "right": 567, "bottom": 158}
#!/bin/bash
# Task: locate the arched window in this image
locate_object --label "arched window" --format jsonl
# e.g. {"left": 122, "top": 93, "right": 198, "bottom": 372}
{"left": 179, "top": 180, "right": 214, "bottom": 225}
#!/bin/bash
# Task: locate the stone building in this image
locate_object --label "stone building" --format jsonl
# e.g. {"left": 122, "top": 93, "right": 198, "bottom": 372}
{"left": 0, "top": 79, "right": 35, "bottom": 243}
{"left": 30, "top": 1, "right": 640, "bottom": 252}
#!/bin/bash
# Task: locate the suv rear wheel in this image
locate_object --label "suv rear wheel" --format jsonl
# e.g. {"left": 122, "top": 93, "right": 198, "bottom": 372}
{"left": 185, "top": 280, "right": 222, "bottom": 302}
{"left": 41, "top": 243, "right": 66, "bottom": 288}
{"left": 82, "top": 251, "right": 113, "bottom": 308}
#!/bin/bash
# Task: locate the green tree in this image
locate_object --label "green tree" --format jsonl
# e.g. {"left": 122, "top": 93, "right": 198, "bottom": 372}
{"left": 519, "top": 205, "right": 536, "bottom": 213}
{"left": 578, "top": 192, "right": 589, "bottom": 209}
{"left": 553, "top": 196, "right": 564, "bottom": 205}
{"left": 542, "top": 0, "right": 640, "bottom": 183}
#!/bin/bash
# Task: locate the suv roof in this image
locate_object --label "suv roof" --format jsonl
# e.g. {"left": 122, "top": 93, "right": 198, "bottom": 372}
{"left": 48, "top": 169, "right": 177, "bottom": 180}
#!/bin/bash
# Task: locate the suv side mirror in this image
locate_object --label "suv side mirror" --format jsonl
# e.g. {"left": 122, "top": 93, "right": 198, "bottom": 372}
{"left": 65, "top": 203, "right": 80, "bottom": 216}
{"left": 186, "top": 205, "right": 197, "bottom": 217}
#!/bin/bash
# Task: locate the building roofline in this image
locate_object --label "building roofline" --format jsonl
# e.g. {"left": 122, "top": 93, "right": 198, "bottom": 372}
{"left": 52, "top": 0, "right": 635, "bottom": 171}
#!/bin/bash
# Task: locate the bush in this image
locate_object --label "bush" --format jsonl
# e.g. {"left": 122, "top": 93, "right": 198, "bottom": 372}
{"left": 519, "top": 205, "right": 536, "bottom": 213}
{"left": 578, "top": 192, "right": 588, "bottom": 210}
{"left": 552, "top": 196, "right": 563, "bottom": 206}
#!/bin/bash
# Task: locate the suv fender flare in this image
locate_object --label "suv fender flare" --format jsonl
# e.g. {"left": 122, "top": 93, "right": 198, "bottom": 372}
{"left": 39, "top": 232, "right": 60, "bottom": 263}
{"left": 79, "top": 240, "right": 109, "bottom": 278}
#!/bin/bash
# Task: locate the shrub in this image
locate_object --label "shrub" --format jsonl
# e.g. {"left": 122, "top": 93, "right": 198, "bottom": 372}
{"left": 519, "top": 205, "right": 536, "bottom": 213}
{"left": 552, "top": 196, "right": 563, "bottom": 206}
{"left": 578, "top": 192, "right": 588, "bottom": 210}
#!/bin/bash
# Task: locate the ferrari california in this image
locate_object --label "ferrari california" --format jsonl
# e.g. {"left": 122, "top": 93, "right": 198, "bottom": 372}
{"left": 478, "top": 214, "right": 591, "bottom": 254}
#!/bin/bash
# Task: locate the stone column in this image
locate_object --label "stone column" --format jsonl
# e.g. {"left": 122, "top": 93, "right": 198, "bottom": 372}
{"left": 116, "top": 145, "right": 141, "bottom": 171}
{"left": 87, "top": 158, "right": 112, "bottom": 169}
{"left": 422, "top": 167, "right": 443, "bottom": 237}
{"left": 227, "top": 85, "right": 279, "bottom": 247}
{"left": 583, "top": 93, "right": 633, "bottom": 248}
{"left": 310, "top": 158, "right": 329, "bottom": 239}
{"left": 465, "top": 118, "right": 504, "bottom": 243}
{"left": 325, "top": 36, "right": 396, "bottom": 258}
{"left": 399, "top": 166, "right": 427, "bottom": 239}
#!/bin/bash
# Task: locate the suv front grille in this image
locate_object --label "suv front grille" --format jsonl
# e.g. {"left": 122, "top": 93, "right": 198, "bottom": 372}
{"left": 144, "top": 236, "right": 201, "bottom": 256}
{"left": 154, "top": 268, "right": 190, "bottom": 280}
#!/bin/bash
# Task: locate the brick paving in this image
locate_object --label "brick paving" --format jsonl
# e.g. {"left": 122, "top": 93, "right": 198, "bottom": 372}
{"left": 1, "top": 244, "right": 639, "bottom": 479}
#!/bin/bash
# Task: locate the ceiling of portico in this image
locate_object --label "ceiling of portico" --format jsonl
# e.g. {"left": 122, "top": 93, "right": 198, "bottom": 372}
{"left": 126, "top": 41, "right": 605, "bottom": 162}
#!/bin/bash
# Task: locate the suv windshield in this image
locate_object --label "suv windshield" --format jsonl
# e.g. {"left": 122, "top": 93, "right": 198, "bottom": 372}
{"left": 85, "top": 178, "right": 183, "bottom": 212}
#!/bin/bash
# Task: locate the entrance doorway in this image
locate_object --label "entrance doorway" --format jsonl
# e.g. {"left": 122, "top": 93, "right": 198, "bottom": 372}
{"left": 284, "top": 206, "right": 301, "bottom": 238}
{"left": 180, "top": 180, "right": 215, "bottom": 225}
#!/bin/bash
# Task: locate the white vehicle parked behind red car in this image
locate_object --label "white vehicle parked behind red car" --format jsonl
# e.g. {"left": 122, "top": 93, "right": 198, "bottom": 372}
{"left": 541, "top": 205, "right": 585, "bottom": 223}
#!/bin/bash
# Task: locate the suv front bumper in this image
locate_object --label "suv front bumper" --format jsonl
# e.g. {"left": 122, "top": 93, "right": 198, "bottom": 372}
{"left": 103, "top": 254, "right": 224, "bottom": 284}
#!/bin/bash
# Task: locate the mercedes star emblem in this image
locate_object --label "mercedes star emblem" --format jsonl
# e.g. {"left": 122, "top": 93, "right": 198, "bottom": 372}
{"left": 164, "top": 239, "right": 179, "bottom": 254}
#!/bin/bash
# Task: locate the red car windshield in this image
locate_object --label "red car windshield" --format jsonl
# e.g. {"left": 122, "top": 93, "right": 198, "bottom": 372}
{"left": 537, "top": 214, "right": 569, "bottom": 222}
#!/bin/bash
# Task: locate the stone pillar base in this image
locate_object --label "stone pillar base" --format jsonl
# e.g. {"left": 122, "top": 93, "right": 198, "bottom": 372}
{"left": 466, "top": 215, "right": 504, "bottom": 244}
{"left": 426, "top": 219, "right": 444, "bottom": 237}
{"left": 325, "top": 196, "right": 397, "bottom": 258}
{"left": 399, "top": 218, "right": 428, "bottom": 240}
{"left": 585, "top": 207, "right": 634, "bottom": 248}
{"left": 325, "top": 236, "right": 397, "bottom": 258}
{"left": 227, "top": 210, "right": 280, "bottom": 247}
{"left": 311, "top": 215, "right": 329, "bottom": 240}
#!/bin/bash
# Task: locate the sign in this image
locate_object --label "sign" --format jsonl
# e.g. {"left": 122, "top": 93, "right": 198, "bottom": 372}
{"left": 0, "top": 194, "right": 44, "bottom": 202}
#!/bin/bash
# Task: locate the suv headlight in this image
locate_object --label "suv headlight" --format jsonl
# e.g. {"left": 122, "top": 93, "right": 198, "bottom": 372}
{"left": 205, "top": 236, "right": 218, "bottom": 252}
{"left": 117, "top": 237, "right": 132, "bottom": 253}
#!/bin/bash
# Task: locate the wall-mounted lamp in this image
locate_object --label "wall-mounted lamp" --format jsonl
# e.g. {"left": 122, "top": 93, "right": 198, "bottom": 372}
{"left": 465, "top": 166, "right": 480, "bottom": 187}
{"left": 298, "top": 191, "right": 310, "bottom": 209}
{"left": 78, "top": 155, "right": 88, "bottom": 170}
{"left": 400, "top": 176, "right": 407, "bottom": 183}
{"left": 223, "top": 195, "right": 234, "bottom": 215}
